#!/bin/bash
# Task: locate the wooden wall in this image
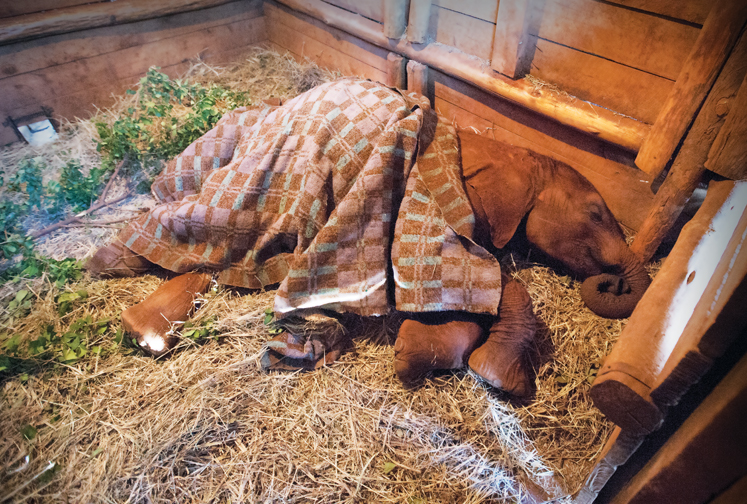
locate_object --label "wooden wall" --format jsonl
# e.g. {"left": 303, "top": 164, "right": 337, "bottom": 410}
{"left": 0, "top": 0, "right": 267, "bottom": 146}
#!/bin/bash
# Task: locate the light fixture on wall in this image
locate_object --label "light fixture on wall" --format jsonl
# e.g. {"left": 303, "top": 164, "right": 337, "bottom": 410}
{"left": 4, "top": 107, "right": 59, "bottom": 146}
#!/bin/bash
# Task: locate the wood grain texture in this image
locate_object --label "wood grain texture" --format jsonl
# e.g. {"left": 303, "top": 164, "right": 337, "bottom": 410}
{"left": 491, "top": 0, "right": 535, "bottom": 78}
{"left": 433, "top": 71, "right": 654, "bottom": 231}
{"left": 432, "top": 0, "right": 498, "bottom": 23}
{"left": 0, "top": 9, "right": 266, "bottom": 145}
{"left": 0, "top": 0, "right": 240, "bottom": 45}
{"left": 273, "top": 0, "right": 650, "bottom": 150}
{"left": 0, "top": 0, "right": 104, "bottom": 20}
{"left": 631, "top": 31, "right": 747, "bottom": 261}
{"left": 635, "top": 0, "right": 747, "bottom": 177}
{"left": 531, "top": 38, "right": 674, "bottom": 125}
{"left": 609, "top": 349, "right": 747, "bottom": 504}
{"left": 534, "top": 0, "right": 699, "bottom": 81}
{"left": 429, "top": 4, "right": 495, "bottom": 60}
{"left": 605, "top": 0, "right": 711, "bottom": 25}
{"left": 705, "top": 72, "right": 747, "bottom": 179}
{"left": 320, "top": 0, "right": 384, "bottom": 23}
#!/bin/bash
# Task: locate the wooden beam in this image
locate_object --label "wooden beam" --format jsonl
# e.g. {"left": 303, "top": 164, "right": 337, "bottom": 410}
{"left": 575, "top": 428, "right": 646, "bottom": 504}
{"left": 407, "top": 0, "right": 432, "bottom": 44}
{"left": 491, "top": 0, "right": 535, "bottom": 79}
{"left": 0, "top": 0, "right": 238, "bottom": 46}
{"left": 705, "top": 72, "right": 747, "bottom": 179}
{"left": 609, "top": 349, "right": 747, "bottom": 504}
{"left": 386, "top": 52, "right": 407, "bottom": 89}
{"left": 635, "top": 0, "right": 747, "bottom": 178}
{"left": 406, "top": 60, "right": 428, "bottom": 100}
{"left": 383, "top": 0, "right": 409, "bottom": 39}
{"left": 631, "top": 31, "right": 747, "bottom": 262}
{"left": 272, "top": 0, "right": 650, "bottom": 151}
{"left": 592, "top": 180, "right": 747, "bottom": 435}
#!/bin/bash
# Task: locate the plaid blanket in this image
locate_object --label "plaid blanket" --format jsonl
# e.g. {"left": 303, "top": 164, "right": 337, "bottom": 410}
{"left": 119, "top": 79, "right": 502, "bottom": 316}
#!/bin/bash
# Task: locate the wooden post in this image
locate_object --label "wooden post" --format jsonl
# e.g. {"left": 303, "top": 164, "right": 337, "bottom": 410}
{"left": 631, "top": 31, "right": 747, "bottom": 262}
{"left": 383, "top": 0, "right": 409, "bottom": 39}
{"left": 591, "top": 180, "right": 747, "bottom": 435}
{"left": 0, "top": 0, "right": 237, "bottom": 45}
{"left": 406, "top": 0, "right": 431, "bottom": 44}
{"left": 635, "top": 0, "right": 747, "bottom": 179}
{"left": 704, "top": 72, "right": 747, "bottom": 179}
{"left": 386, "top": 52, "right": 407, "bottom": 89}
{"left": 608, "top": 351, "right": 747, "bottom": 504}
{"left": 406, "top": 60, "right": 428, "bottom": 100}
{"left": 491, "top": 0, "right": 536, "bottom": 79}
{"left": 273, "top": 0, "right": 650, "bottom": 151}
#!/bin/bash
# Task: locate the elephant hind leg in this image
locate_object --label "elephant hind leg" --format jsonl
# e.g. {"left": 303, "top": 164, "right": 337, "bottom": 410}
{"left": 394, "top": 318, "right": 485, "bottom": 386}
{"left": 469, "top": 277, "right": 537, "bottom": 397}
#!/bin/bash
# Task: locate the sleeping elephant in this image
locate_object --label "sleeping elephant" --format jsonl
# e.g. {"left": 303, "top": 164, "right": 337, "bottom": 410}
{"left": 392, "top": 131, "right": 651, "bottom": 395}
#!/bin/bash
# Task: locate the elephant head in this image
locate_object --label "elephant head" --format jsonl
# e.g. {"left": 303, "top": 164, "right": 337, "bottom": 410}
{"left": 459, "top": 132, "right": 650, "bottom": 319}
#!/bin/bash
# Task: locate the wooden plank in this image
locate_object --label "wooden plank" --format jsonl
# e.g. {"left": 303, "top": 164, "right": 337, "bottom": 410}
{"left": 574, "top": 428, "right": 645, "bottom": 504}
{"left": 266, "top": 3, "right": 389, "bottom": 72}
{"left": 534, "top": 0, "right": 699, "bottom": 81}
{"left": 631, "top": 31, "right": 747, "bottom": 261}
{"left": 432, "top": 0, "right": 498, "bottom": 24}
{"left": 406, "top": 60, "right": 429, "bottom": 99}
{"left": 386, "top": 52, "right": 407, "bottom": 89}
{"left": 491, "top": 0, "right": 535, "bottom": 78}
{"left": 0, "top": 0, "right": 263, "bottom": 80}
{"left": 605, "top": 0, "right": 711, "bottom": 25}
{"left": 635, "top": 0, "right": 747, "bottom": 178}
{"left": 0, "top": 15, "right": 267, "bottom": 142}
{"left": 531, "top": 38, "right": 674, "bottom": 125}
{"left": 274, "top": 0, "right": 651, "bottom": 151}
{"left": 609, "top": 349, "right": 747, "bottom": 504}
{"left": 320, "top": 0, "right": 384, "bottom": 23}
{"left": 0, "top": 0, "right": 240, "bottom": 46}
{"left": 267, "top": 13, "right": 387, "bottom": 82}
{"left": 429, "top": 5, "right": 495, "bottom": 60}
{"left": 0, "top": 1, "right": 104, "bottom": 20}
{"left": 591, "top": 180, "right": 747, "bottom": 435}
{"left": 710, "top": 474, "right": 747, "bottom": 504}
{"left": 705, "top": 72, "right": 747, "bottom": 179}
{"left": 432, "top": 71, "right": 654, "bottom": 231}
{"left": 407, "top": 0, "right": 432, "bottom": 44}
{"left": 383, "top": 0, "right": 407, "bottom": 39}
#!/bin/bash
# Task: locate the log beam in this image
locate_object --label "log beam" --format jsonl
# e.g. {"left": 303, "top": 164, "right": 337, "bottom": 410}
{"left": 592, "top": 180, "right": 747, "bottom": 434}
{"left": 407, "top": 0, "right": 432, "bottom": 44}
{"left": 383, "top": 0, "right": 409, "bottom": 39}
{"left": 406, "top": 60, "right": 429, "bottom": 100}
{"left": 704, "top": 71, "right": 747, "bottom": 179}
{"left": 635, "top": 0, "right": 747, "bottom": 178}
{"left": 490, "top": 0, "right": 536, "bottom": 79}
{"left": 386, "top": 52, "right": 407, "bottom": 89}
{"left": 272, "top": 0, "right": 650, "bottom": 151}
{"left": 631, "top": 30, "right": 747, "bottom": 262}
{"left": 0, "top": 0, "right": 237, "bottom": 46}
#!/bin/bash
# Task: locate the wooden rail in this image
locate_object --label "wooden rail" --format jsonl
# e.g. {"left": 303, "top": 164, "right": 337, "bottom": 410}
{"left": 272, "top": 0, "right": 650, "bottom": 152}
{"left": 0, "top": 0, "right": 237, "bottom": 45}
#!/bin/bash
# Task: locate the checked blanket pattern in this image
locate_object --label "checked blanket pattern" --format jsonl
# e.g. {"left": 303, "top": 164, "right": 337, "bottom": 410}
{"left": 118, "top": 79, "right": 502, "bottom": 316}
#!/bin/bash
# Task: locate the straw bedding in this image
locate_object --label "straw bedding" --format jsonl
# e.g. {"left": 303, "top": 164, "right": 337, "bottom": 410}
{"left": 0, "top": 49, "right": 655, "bottom": 503}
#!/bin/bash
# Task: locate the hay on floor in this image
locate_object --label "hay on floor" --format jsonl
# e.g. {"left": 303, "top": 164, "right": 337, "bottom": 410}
{"left": 0, "top": 48, "right": 655, "bottom": 503}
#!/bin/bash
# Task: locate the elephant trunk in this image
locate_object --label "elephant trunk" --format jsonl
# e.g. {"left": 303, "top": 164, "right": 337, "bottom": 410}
{"left": 580, "top": 238, "right": 651, "bottom": 319}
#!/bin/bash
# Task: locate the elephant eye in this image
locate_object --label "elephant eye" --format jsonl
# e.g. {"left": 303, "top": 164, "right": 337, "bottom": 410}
{"left": 589, "top": 205, "right": 603, "bottom": 223}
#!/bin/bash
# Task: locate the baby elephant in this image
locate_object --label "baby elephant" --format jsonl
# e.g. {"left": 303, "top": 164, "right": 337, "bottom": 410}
{"left": 393, "top": 132, "right": 651, "bottom": 396}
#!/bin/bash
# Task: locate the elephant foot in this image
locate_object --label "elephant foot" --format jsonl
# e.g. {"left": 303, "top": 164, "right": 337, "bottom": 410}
{"left": 469, "top": 276, "right": 536, "bottom": 397}
{"left": 394, "top": 319, "right": 484, "bottom": 386}
{"left": 86, "top": 240, "right": 154, "bottom": 279}
{"left": 121, "top": 273, "right": 213, "bottom": 356}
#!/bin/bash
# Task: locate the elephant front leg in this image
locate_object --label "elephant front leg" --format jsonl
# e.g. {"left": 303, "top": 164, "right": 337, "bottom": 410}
{"left": 394, "top": 318, "right": 485, "bottom": 386}
{"left": 468, "top": 277, "right": 537, "bottom": 397}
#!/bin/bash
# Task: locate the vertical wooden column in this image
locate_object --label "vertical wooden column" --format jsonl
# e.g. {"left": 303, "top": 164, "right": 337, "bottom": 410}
{"left": 635, "top": 0, "right": 747, "bottom": 179}
{"left": 406, "top": 60, "right": 428, "bottom": 99}
{"left": 383, "top": 0, "right": 409, "bottom": 39}
{"left": 491, "top": 0, "right": 536, "bottom": 78}
{"left": 406, "top": 0, "right": 431, "bottom": 43}
{"left": 386, "top": 52, "right": 407, "bottom": 89}
{"left": 631, "top": 31, "right": 747, "bottom": 262}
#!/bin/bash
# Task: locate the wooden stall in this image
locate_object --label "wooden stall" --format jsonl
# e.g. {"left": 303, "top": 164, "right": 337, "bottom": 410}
{"left": 1, "top": 1, "right": 746, "bottom": 502}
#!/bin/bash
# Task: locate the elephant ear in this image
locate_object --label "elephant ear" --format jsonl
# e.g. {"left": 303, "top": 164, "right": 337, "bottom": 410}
{"left": 460, "top": 133, "right": 536, "bottom": 249}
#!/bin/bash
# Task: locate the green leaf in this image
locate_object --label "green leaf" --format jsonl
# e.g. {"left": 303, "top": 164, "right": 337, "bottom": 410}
{"left": 21, "top": 424, "right": 37, "bottom": 440}
{"left": 382, "top": 462, "right": 396, "bottom": 474}
{"left": 91, "top": 447, "right": 103, "bottom": 457}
